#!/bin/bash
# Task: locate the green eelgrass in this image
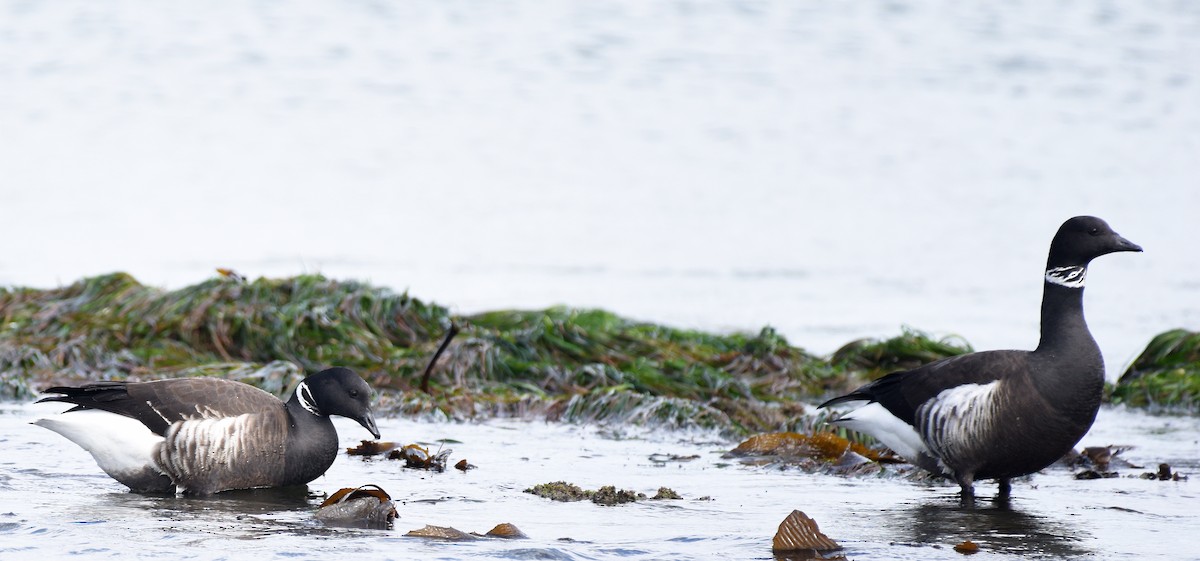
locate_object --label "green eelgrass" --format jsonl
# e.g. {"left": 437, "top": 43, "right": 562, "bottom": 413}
{"left": 1, "top": 272, "right": 993, "bottom": 433}
{"left": 830, "top": 326, "right": 973, "bottom": 375}
{"left": 1111, "top": 329, "right": 1200, "bottom": 411}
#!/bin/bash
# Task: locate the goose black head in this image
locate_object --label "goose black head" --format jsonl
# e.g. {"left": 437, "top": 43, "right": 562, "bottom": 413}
{"left": 294, "top": 367, "right": 381, "bottom": 439}
{"left": 1046, "top": 216, "right": 1142, "bottom": 268}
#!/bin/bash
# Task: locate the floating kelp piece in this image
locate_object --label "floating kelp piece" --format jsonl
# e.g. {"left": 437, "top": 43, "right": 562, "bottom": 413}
{"left": 315, "top": 485, "right": 398, "bottom": 529}
{"left": 388, "top": 444, "right": 452, "bottom": 471}
{"left": 1075, "top": 469, "right": 1119, "bottom": 480}
{"left": 346, "top": 440, "right": 399, "bottom": 456}
{"left": 405, "top": 525, "right": 479, "bottom": 541}
{"left": 455, "top": 459, "right": 476, "bottom": 471}
{"left": 728, "top": 432, "right": 899, "bottom": 464}
{"left": 771, "top": 510, "right": 841, "bottom": 554}
{"left": 953, "top": 540, "right": 980, "bottom": 554}
{"left": 483, "top": 523, "right": 528, "bottom": 539}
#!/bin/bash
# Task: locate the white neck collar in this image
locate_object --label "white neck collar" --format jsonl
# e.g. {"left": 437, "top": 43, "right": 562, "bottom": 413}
{"left": 1045, "top": 265, "right": 1086, "bottom": 288}
{"left": 297, "top": 381, "right": 322, "bottom": 416}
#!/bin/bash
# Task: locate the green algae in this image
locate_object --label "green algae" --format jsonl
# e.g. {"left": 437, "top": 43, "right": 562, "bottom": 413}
{"left": 651, "top": 487, "right": 682, "bottom": 500}
{"left": 1, "top": 272, "right": 1007, "bottom": 433}
{"left": 1110, "top": 329, "right": 1200, "bottom": 411}
{"left": 523, "top": 481, "right": 591, "bottom": 502}
{"left": 0, "top": 272, "right": 446, "bottom": 385}
{"left": 522, "top": 482, "right": 680, "bottom": 505}
{"left": 830, "top": 326, "right": 973, "bottom": 375}
{"left": 590, "top": 485, "right": 643, "bottom": 505}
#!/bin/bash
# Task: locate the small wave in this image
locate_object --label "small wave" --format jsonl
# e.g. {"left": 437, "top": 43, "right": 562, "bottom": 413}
{"left": 495, "top": 548, "right": 579, "bottom": 561}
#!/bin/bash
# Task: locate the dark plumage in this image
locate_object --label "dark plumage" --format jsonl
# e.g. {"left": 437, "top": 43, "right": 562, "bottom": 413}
{"left": 819, "top": 216, "right": 1141, "bottom": 501}
{"left": 35, "top": 367, "right": 380, "bottom": 495}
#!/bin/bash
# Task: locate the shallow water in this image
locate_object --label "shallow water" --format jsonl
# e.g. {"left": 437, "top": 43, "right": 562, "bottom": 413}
{"left": 2, "top": 402, "right": 1197, "bottom": 560}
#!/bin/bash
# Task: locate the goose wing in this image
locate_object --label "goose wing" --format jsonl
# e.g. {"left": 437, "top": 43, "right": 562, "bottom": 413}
{"left": 39, "top": 378, "right": 283, "bottom": 436}
{"left": 819, "top": 351, "right": 1029, "bottom": 425}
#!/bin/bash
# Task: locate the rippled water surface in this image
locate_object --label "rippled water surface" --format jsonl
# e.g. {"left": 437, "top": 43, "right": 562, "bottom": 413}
{"left": 2, "top": 403, "right": 1197, "bottom": 560}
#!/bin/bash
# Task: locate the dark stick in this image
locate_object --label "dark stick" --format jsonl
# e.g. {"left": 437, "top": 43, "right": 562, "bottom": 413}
{"left": 420, "top": 322, "right": 460, "bottom": 394}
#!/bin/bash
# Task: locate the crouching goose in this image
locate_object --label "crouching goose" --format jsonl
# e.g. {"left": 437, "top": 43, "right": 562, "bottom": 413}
{"left": 35, "top": 367, "right": 380, "bottom": 495}
{"left": 819, "top": 216, "right": 1141, "bottom": 501}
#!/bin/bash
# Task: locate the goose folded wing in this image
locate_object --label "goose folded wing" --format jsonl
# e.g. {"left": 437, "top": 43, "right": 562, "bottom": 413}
{"left": 40, "top": 378, "right": 284, "bottom": 436}
{"left": 826, "top": 351, "right": 1029, "bottom": 426}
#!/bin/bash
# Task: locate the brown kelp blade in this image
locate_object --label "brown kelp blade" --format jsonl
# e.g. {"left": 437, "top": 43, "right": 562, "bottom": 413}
{"left": 346, "top": 440, "right": 399, "bottom": 456}
{"left": 772, "top": 510, "right": 841, "bottom": 553}
{"left": 483, "top": 523, "right": 527, "bottom": 539}
{"left": 405, "top": 525, "right": 479, "bottom": 541}
{"left": 315, "top": 485, "right": 397, "bottom": 529}
{"left": 731, "top": 432, "right": 898, "bottom": 463}
{"left": 320, "top": 484, "right": 392, "bottom": 508}
{"left": 387, "top": 443, "right": 452, "bottom": 471}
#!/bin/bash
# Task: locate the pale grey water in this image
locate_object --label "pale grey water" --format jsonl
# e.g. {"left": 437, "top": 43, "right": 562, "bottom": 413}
{"left": 1, "top": 403, "right": 1198, "bottom": 560}
{"left": 1, "top": 1, "right": 1199, "bottom": 559}
{"left": 1, "top": 0, "right": 1198, "bottom": 376}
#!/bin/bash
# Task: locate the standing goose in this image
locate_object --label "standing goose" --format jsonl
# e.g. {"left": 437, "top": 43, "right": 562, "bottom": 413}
{"left": 818, "top": 216, "right": 1141, "bottom": 501}
{"left": 35, "top": 367, "right": 380, "bottom": 495}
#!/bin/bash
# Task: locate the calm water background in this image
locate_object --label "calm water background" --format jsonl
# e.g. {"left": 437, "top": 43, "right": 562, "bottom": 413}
{"left": 1, "top": 0, "right": 1198, "bottom": 377}
{"left": 1, "top": 2, "right": 1199, "bottom": 559}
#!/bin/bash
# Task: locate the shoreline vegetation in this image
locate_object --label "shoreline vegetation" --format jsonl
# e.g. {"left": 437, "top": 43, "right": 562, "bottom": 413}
{"left": 1, "top": 273, "right": 1195, "bottom": 435}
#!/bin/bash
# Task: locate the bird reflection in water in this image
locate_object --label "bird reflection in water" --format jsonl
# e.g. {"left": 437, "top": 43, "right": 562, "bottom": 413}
{"left": 883, "top": 498, "right": 1092, "bottom": 558}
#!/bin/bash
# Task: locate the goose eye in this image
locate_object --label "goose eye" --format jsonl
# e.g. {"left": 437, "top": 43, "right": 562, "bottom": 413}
{"left": 349, "top": 389, "right": 359, "bottom": 398}
{"left": 1088, "top": 227, "right": 1100, "bottom": 236}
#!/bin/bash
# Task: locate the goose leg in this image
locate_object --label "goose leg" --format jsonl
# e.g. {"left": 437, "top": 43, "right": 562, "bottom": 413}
{"left": 997, "top": 478, "right": 1012, "bottom": 500}
{"left": 956, "top": 472, "right": 976, "bottom": 505}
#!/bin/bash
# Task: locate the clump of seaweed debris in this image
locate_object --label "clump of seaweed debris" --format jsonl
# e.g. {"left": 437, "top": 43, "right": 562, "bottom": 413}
{"left": 524, "top": 481, "right": 591, "bottom": 502}
{"left": 1061, "top": 445, "right": 1131, "bottom": 479}
{"left": 345, "top": 439, "right": 456, "bottom": 471}
{"left": 1141, "top": 464, "right": 1187, "bottom": 481}
{"left": 524, "top": 481, "right": 685, "bottom": 505}
{"left": 388, "top": 443, "right": 453, "bottom": 471}
{"left": 651, "top": 487, "right": 682, "bottom": 499}
{"left": 1060, "top": 445, "right": 1190, "bottom": 482}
